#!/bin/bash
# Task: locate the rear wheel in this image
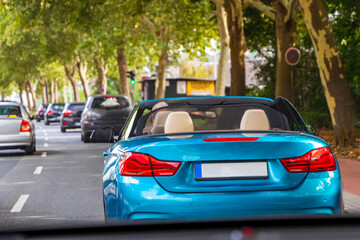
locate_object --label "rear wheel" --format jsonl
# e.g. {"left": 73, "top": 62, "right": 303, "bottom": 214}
{"left": 25, "top": 138, "right": 36, "bottom": 155}
{"left": 83, "top": 132, "right": 91, "bottom": 143}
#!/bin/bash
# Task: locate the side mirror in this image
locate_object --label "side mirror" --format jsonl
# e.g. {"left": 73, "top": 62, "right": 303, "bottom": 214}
{"left": 305, "top": 124, "right": 314, "bottom": 135}
{"left": 90, "top": 127, "right": 115, "bottom": 143}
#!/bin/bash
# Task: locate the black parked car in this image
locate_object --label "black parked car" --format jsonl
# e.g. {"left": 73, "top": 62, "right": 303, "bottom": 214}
{"left": 60, "top": 102, "right": 85, "bottom": 132}
{"left": 80, "top": 95, "right": 131, "bottom": 143}
{"left": 36, "top": 104, "right": 49, "bottom": 122}
{"left": 44, "top": 103, "right": 65, "bottom": 125}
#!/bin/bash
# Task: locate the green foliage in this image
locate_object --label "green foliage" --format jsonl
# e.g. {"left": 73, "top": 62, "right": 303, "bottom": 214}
{"left": 180, "top": 59, "right": 214, "bottom": 79}
{"left": 300, "top": 111, "right": 332, "bottom": 130}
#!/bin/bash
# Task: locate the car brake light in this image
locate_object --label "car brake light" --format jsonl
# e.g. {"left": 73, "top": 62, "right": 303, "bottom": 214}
{"left": 280, "top": 147, "right": 336, "bottom": 173}
{"left": 20, "top": 120, "right": 31, "bottom": 132}
{"left": 48, "top": 110, "right": 54, "bottom": 114}
{"left": 85, "top": 111, "right": 91, "bottom": 120}
{"left": 105, "top": 95, "right": 115, "bottom": 98}
{"left": 40, "top": 109, "right": 43, "bottom": 113}
{"left": 63, "top": 110, "right": 73, "bottom": 116}
{"left": 119, "top": 152, "right": 182, "bottom": 176}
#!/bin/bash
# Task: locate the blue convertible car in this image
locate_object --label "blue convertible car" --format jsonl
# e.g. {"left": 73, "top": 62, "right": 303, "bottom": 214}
{"left": 101, "top": 96, "right": 343, "bottom": 221}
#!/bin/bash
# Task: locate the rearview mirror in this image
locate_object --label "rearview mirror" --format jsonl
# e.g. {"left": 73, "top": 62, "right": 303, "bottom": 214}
{"left": 305, "top": 124, "right": 314, "bottom": 135}
{"left": 90, "top": 127, "right": 115, "bottom": 143}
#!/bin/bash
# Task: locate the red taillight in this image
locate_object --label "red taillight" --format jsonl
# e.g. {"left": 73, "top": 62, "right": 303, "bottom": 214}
{"left": 85, "top": 112, "right": 91, "bottom": 120}
{"left": 20, "top": 120, "right": 31, "bottom": 132}
{"left": 105, "top": 95, "right": 115, "bottom": 98}
{"left": 48, "top": 110, "right": 54, "bottom": 114}
{"left": 280, "top": 147, "right": 336, "bottom": 173}
{"left": 119, "top": 152, "right": 182, "bottom": 176}
{"left": 40, "top": 109, "right": 43, "bottom": 113}
{"left": 63, "top": 110, "right": 73, "bottom": 116}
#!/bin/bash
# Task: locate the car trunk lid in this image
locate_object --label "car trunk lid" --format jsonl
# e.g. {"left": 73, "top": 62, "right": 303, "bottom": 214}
{"left": 126, "top": 132, "right": 327, "bottom": 193}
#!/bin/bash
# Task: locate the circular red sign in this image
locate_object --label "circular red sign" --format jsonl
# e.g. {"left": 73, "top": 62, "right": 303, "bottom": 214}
{"left": 285, "top": 47, "right": 301, "bottom": 66}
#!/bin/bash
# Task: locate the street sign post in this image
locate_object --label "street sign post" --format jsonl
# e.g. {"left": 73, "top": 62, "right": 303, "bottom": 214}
{"left": 285, "top": 47, "right": 301, "bottom": 103}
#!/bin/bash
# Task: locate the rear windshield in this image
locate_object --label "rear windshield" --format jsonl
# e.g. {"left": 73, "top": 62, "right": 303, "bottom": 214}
{"left": 68, "top": 104, "right": 85, "bottom": 111}
{"left": 51, "top": 104, "right": 64, "bottom": 111}
{"left": 134, "top": 104, "right": 290, "bottom": 136}
{"left": 0, "top": 106, "right": 22, "bottom": 118}
{"left": 91, "top": 96, "right": 129, "bottom": 109}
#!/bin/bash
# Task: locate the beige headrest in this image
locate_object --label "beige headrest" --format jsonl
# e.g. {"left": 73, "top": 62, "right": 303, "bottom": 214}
{"left": 150, "top": 111, "right": 171, "bottom": 135}
{"left": 164, "top": 111, "right": 194, "bottom": 134}
{"left": 240, "top": 109, "right": 270, "bottom": 130}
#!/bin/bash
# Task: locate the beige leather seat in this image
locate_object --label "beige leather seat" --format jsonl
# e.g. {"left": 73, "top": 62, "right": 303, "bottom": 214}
{"left": 240, "top": 109, "right": 270, "bottom": 130}
{"left": 150, "top": 111, "right": 171, "bottom": 135}
{"left": 164, "top": 111, "right": 194, "bottom": 134}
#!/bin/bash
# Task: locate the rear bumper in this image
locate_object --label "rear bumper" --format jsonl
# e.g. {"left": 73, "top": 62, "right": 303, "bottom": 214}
{"left": 82, "top": 121, "right": 124, "bottom": 135}
{"left": 62, "top": 118, "right": 81, "bottom": 129}
{"left": 0, "top": 133, "right": 32, "bottom": 149}
{"left": 104, "top": 170, "right": 343, "bottom": 221}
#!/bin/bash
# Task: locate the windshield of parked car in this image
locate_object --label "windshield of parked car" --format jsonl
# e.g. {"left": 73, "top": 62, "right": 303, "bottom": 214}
{"left": 91, "top": 96, "right": 129, "bottom": 109}
{"left": 133, "top": 104, "right": 292, "bottom": 137}
{"left": 0, "top": 106, "right": 21, "bottom": 118}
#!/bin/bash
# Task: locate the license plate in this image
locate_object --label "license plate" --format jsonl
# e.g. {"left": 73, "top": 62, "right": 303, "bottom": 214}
{"left": 195, "top": 162, "right": 268, "bottom": 180}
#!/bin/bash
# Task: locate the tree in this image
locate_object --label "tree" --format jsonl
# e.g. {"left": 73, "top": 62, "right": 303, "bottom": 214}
{"left": 213, "top": 0, "right": 230, "bottom": 96}
{"left": 298, "top": 0, "right": 357, "bottom": 144}
{"left": 225, "top": 0, "right": 247, "bottom": 96}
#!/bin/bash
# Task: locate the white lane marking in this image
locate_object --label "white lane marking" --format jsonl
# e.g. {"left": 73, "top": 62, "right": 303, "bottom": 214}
{"left": 44, "top": 143, "right": 48, "bottom": 147}
{"left": 45, "top": 137, "right": 48, "bottom": 141}
{"left": 44, "top": 133, "right": 48, "bottom": 136}
{"left": 42, "top": 129, "right": 46, "bottom": 132}
{"left": 10, "top": 194, "right": 29, "bottom": 213}
{"left": 41, "top": 152, "right": 47, "bottom": 157}
{"left": 33, "top": 166, "right": 43, "bottom": 175}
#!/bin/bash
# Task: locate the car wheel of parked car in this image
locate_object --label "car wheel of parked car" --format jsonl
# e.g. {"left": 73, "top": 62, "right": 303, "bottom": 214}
{"left": 25, "top": 139, "right": 36, "bottom": 155}
{"left": 83, "top": 133, "right": 91, "bottom": 143}
{"left": 36, "top": 118, "right": 41, "bottom": 122}
{"left": 61, "top": 127, "right": 66, "bottom": 133}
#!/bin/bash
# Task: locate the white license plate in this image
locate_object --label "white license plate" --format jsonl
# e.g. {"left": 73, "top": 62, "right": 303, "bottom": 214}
{"left": 195, "top": 162, "right": 268, "bottom": 180}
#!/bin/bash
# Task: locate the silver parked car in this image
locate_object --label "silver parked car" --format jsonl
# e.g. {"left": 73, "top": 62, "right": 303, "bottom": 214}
{"left": 0, "top": 101, "right": 36, "bottom": 154}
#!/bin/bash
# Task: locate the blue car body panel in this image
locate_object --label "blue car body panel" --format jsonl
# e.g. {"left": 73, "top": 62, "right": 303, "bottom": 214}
{"left": 102, "top": 97, "right": 343, "bottom": 221}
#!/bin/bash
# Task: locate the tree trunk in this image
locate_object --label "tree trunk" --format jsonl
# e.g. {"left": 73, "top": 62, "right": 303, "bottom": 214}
{"left": 155, "top": 48, "right": 168, "bottom": 99}
{"left": 49, "top": 80, "right": 55, "bottom": 103}
{"left": 25, "top": 82, "right": 32, "bottom": 111}
{"left": 40, "top": 82, "right": 47, "bottom": 104}
{"left": 55, "top": 82, "right": 59, "bottom": 103}
{"left": 18, "top": 84, "right": 23, "bottom": 104}
{"left": 117, "top": 47, "right": 130, "bottom": 98}
{"left": 273, "top": 0, "right": 298, "bottom": 103}
{"left": 76, "top": 59, "right": 90, "bottom": 99}
{"left": 299, "top": 0, "right": 358, "bottom": 145}
{"left": 45, "top": 81, "right": 49, "bottom": 103}
{"left": 225, "top": 0, "right": 246, "bottom": 96}
{"left": 214, "top": 0, "right": 230, "bottom": 96}
{"left": 64, "top": 65, "right": 80, "bottom": 102}
{"left": 27, "top": 81, "right": 38, "bottom": 110}
{"left": 94, "top": 58, "right": 108, "bottom": 95}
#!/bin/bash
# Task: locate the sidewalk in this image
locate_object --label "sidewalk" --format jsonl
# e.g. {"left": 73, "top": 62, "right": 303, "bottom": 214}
{"left": 337, "top": 157, "right": 360, "bottom": 214}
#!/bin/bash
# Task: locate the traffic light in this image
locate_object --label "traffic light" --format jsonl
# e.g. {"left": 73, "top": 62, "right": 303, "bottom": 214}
{"left": 127, "top": 70, "right": 135, "bottom": 85}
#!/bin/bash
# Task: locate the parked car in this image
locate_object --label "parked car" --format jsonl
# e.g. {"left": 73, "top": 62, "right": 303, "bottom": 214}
{"left": 60, "top": 102, "right": 85, "bottom": 132}
{"left": 44, "top": 103, "right": 65, "bottom": 125}
{"left": 97, "top": 96, "right": 342, "bottom": 222}
{"left": 0, "top": 101, "right": 36, "bottom": 154}
{"left": 80, "top": 95, "right": 131, "bottom": 143}
{"left": 36, "top": 104, "right": 48, "bottom": 122}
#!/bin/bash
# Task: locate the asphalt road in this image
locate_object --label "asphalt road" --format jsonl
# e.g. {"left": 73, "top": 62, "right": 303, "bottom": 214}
{"left": 0, "top": 122, "right": 109, "bottom": 231}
